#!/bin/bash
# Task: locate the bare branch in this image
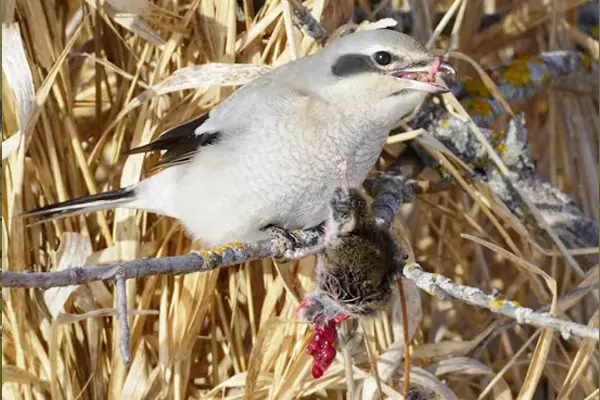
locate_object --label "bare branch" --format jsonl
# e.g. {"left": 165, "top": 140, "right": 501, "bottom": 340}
{"left": 364, "top": 146, "right": 426, "bottom": 228}
{"left": 2, "top": 241, "right": 279, "bottom": 289}
{"left": 450, "top": 51, "right": 598, "bottom": 127}
{"left": 403, "top": 263, "right": 599, "bottom": 341}
{"left": 413, "top": 52, "right": 599, "bottom": 256}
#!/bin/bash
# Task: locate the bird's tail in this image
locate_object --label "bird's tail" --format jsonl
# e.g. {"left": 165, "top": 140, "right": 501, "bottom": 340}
{"left": 21, "top": 186, "right": 137, "bottom": 223}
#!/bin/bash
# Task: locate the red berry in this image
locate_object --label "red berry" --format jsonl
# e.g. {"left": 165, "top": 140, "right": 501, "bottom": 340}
{"left": 306, "top": 319, "right": 341, "bottom": 380}
{"left": 312, "top": 350, "right": 323, "bottom": 363}
{"left": 319, "top": 324, "right": 337, "bottom": 344}
{"left": 306, "top": 339, "right": 319, "bottom": 355}
{"left": 321, "top": 344, "right": 336, "bottom": 364}
{"left": 312, "top": 363, "right": 325, "bottom": 379}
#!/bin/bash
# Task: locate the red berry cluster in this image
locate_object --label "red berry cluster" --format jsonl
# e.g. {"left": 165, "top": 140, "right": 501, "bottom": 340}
{"left": 305, "top": 319, "right": 338, "bottom": 378}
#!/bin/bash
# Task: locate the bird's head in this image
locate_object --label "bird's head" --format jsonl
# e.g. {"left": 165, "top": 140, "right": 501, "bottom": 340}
{"left": 314, "top": 29, "right": 457, "bottom": 120}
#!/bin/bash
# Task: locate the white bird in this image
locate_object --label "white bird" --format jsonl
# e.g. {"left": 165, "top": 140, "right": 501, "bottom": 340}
{"left": 23, "top": 29, "right": 456, "bottom": 247}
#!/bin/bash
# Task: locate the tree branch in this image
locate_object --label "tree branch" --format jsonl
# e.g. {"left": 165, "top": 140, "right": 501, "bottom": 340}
{"left": 450, "top": 51, "right": 597, "bottom": 127}
{"left": 2, "top": 241, "right": 279, "bottom": 289}
{"left": 412, "top": 51, "right": 599, "bottom": 258}
{"left": 403, "top": 263, "right": 599, "bottom": 341}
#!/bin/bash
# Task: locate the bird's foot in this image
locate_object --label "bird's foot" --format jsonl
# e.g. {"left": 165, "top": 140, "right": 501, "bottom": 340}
{"left": 262, "top": 224, "right": 325, "bottom": 261}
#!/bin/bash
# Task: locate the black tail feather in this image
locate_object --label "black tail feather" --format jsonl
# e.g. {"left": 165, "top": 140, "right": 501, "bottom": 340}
{"left": 22, "top": 187, "right": 136, "bottom": 222}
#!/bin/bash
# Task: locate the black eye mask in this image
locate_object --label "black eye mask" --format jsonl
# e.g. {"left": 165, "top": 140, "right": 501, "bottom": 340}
{"left": 331, "top": 54, "right": 381, "bottom": 77}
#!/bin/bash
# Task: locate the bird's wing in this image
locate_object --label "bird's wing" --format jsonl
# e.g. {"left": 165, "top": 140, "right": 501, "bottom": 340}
{"left": 126, "top": 113, "right": 221, "bottom": 169}
{"left": 126, "top": 77, "right": 321, "bottom": 169}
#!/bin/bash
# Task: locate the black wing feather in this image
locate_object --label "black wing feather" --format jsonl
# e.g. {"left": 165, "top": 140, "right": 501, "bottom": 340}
{"left": 126, "top": 113, "right": 220, "bottom": 168}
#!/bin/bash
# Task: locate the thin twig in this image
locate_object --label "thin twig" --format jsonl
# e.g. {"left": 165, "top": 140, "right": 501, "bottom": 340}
{"left": 397, "top": 279, "right": 411, "bottom": 398}
{"left": 115, "top": 273, "right": 131, "bottom": 364}
{"left": 403, "top": 263, "right": 599, "bottom": 341}
{"left": 287, "top": 0, "right": 328, "bottom": 42}
{"left": 426, "top": 0, "right": 463, "bottom": 49}
{"left": 448, "top": 0, "right": 467, "bottom": 52}
{"left": 339, "top": 321, "right": 356, "bottom": 398}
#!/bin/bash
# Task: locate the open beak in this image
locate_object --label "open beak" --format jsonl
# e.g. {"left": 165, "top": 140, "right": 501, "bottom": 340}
{"left": 392, "top": 58, "right": 457, "bottom": 94}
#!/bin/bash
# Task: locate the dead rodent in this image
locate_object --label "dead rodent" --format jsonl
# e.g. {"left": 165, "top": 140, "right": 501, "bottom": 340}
{"left": 297, "top": 186, "right": 407, "bottom": 325}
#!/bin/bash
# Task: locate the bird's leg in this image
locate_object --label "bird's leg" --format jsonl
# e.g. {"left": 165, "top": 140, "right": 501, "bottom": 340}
{"left": 336, "top": 161, "right": 350, "bottom": 194}
{"left": 262, "top": 223, "right": 327, "bottom": 261}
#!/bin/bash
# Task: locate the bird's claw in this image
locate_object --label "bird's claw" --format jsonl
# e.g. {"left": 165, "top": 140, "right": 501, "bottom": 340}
{"left": 262, "top": 224, "right": 306, "bottom": 261}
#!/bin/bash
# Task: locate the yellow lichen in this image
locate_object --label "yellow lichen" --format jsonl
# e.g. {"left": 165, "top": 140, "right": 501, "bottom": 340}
{"left": 503, "top": 60, "right": 531, "bottom": 86}
{"left": 491, "top": 129, "right": 506, "bottom": 143}
{"left": 441, "top": 119, "right": 449, "bottom": 128}
{"left": 199, "top": 250, "right": 211, "bottom": 258}
{"left": 489, "top": 299, "right": 504, "bottom": 309}
{"left": 210, "top": 242, "right": 248, "bottom": 256}
{"left": 228, "top": 241, "right": 247, "bottom": 250}
{"left": 512, "top": 300, "right": 522, "bottom": 307}
{"left": 464, "top": 98, "right": 493, "bottom": 116}
{"left": 463, "top": 77, "right": 491, "bottom": 98}
{"left": 496, "top": 143, "right": 506, "bottom": 154}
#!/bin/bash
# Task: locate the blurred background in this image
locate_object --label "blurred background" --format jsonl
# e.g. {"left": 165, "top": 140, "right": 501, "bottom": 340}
{"left": 2, "top": 1, "right": 599, "bottom": 399}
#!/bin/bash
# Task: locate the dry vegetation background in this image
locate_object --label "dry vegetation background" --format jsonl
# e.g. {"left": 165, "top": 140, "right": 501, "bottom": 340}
{"left": 1, "top": 0, "right": 599, "bottom": 399}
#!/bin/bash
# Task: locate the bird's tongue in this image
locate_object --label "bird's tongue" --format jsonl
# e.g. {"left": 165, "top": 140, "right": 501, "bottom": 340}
{"left": 396, "top": 57, "right": 441, "bottom": 83}
{"left": 428, "top": 57, "right": 441, "bottom": 82}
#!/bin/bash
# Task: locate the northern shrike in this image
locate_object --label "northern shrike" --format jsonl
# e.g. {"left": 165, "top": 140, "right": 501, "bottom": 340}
{"left": 24, "top": 29, "right": 456, "bottom": 246}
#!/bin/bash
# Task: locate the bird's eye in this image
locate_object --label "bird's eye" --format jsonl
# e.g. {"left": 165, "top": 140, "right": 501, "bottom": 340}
{"left": 373, "top": 51, "right": 392, "bottom": 66}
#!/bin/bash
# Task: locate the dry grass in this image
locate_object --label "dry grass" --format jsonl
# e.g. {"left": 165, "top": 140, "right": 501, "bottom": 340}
{"left": 2, "top": 0, "right": 599, "bottom": 399}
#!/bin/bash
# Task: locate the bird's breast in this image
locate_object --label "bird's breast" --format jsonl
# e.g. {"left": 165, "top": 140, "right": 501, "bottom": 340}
{"left": 214, "top": 105, "right": 392, "bottom": 230}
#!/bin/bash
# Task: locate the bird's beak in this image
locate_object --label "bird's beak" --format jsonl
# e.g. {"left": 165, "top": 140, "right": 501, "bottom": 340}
{"left": 391, "top": 58, "right": 457, "bottom": 94}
